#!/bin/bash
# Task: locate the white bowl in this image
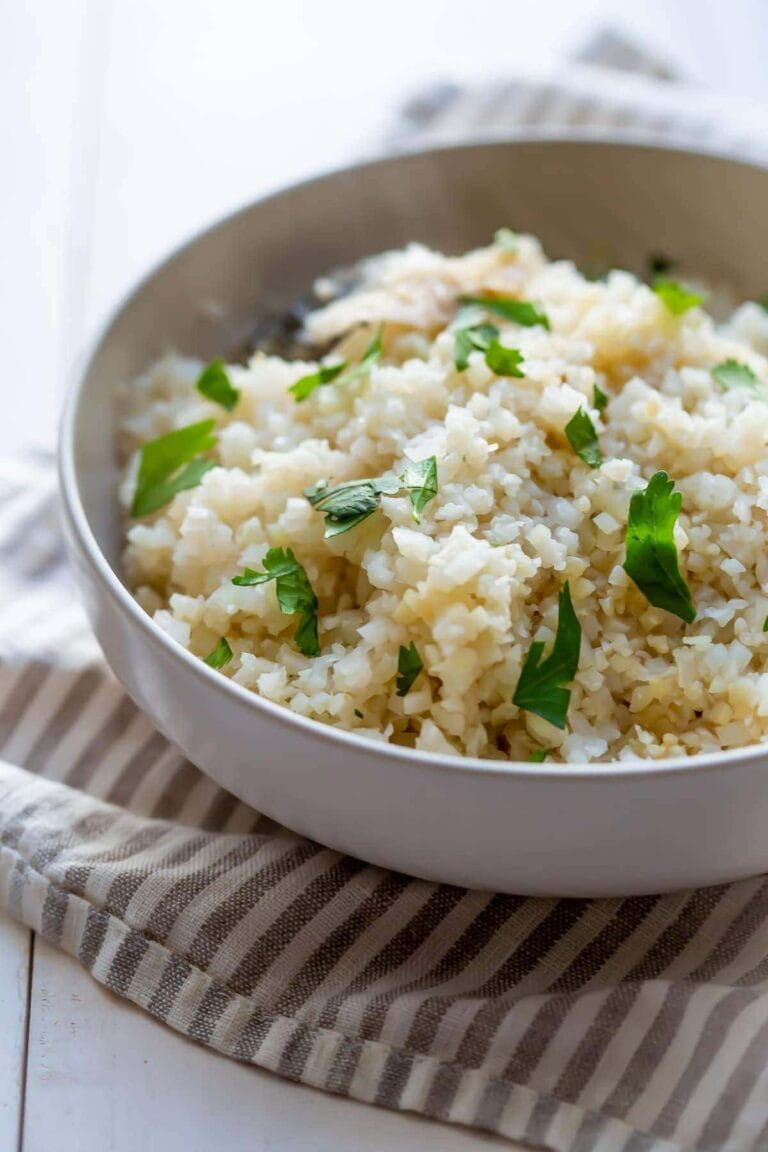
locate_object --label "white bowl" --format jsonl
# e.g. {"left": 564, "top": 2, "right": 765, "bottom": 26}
{"left": 60, "top": 133, "right": 768, "bottom": 896}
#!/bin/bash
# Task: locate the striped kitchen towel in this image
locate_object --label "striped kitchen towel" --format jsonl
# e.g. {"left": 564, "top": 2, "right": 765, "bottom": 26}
{"left": 4, "top": 37, "right": 768, "bottom": 1152}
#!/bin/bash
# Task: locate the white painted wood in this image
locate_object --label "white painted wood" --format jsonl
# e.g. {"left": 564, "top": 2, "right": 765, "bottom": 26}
{"left": 0, "top": 918, "right": 32, "bottom": 1152}
{"left": 23, "top": 940, "right": 525, "bottom": 1152}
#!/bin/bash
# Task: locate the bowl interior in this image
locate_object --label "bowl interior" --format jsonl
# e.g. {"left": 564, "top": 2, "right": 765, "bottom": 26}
{"left": 68, "top": 135, "right": 768, "bottom": 579}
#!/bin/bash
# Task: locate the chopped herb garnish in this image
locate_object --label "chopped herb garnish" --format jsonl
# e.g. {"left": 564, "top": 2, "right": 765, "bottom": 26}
{"left": 652, "top": 279, "right": 703, "bottom": 316}
{"left": 647, "top": 253, "right": 675, "bottom": 278}
{"left": 396, "top": 642, "right": 424, "bottom": 697}
{"left": 454, "top": 322, "right": 499, "bottom": 371}
{"left": 195, "top": 359, "right": 239, "bottom": 411}
{"left": 354, "top": 708, "right": 364, "bottom": 719}
{"left": 290, "top": 325, "right": 383, "bottom": 401}
{"left": 402, "top": 456, "right": 438, "bottom": 523}
{"left": 528, "top": 748, "right": 548, "bottom": 763}
{"left": 306, "top": 460, "right": 438, "bottom": 536}
{"left": 512, "top": 582, "right": 581, "bottom": 730}
{"left": 460, "top": 295, "right": 550, "bottom": 330}
{"left": 763, "top": 615, "right": 768, "bottom": 633}
{"left": 232, "top": 547, "right": 319, "bottom": 656}
{"left": 712, "top": 359, "right": 760, "bottom": 393}
{"left": 593, "top": 383, "right": 608, "bottom": 412}
{"left": 484, "top": 341, "right": 524, "bottom": 377}
{"left": 203, "top": 637, "right": 233, "bottom": 669}
{"left": 131, "top": 419, "right": 217, "bottom": 518}
{"left": 494, "top": 228, "right": 518, "bottom": 252}
{"left": 759, "top": 295, "right": 768, "bottom": 313}
{"left": 290, "top": 361, "right": 346, "bottom": 402}
{"left": 565, "top": 407, "right": 602, "bottom": 469}
{"left": 623, "top": 472, "right": 696, "bottom": 623}
{"left": 305, "top": 475, "right": 400, "bottom": 538}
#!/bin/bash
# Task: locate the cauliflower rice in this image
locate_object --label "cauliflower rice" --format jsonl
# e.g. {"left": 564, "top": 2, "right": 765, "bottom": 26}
{"left": 120, "top": 235, "right": 768, "bottom": 763}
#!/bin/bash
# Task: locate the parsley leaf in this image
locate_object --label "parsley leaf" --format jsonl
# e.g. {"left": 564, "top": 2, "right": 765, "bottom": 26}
{"left": 484, "top": 341, "right": 524, "bottom": 377}
{"left": 290, "top": 361, "right": 346, "bottom": 402}
{"left": 623, "top": 472, "right": 696, "bottom": 623}
{"left": 131, "top": 419, "right": 217, "bottom": 517}
{"left": 712, "top": 360, "right": 760, "bottom": 392}
{"left": 652, "top": 278, "right": 703, "bottom": 316}
{"left": 396, "top": 642, "right": 423, "bottom": 696}
{"left": 454, "top": 322, "right": 499, "bottom": 371}
{"left": 196, "top": 359, "right": 239, "bottom": 411}
{"left": 528, "top": 748, "right": 548, "bottom": 763}
{"left": 494, "top": 228, "right": 518, "bottom": 252}
{"left": 512, "top": 582, "right": 581, "bottom": 730}
{"left": 204, "top": 637, "right": 233, "bottom": 669}
{"left": 565, "top": 407, "right": 602, "bottom": 468}
{"left": 402, "top": 456, "right": 438, "bottom": 522}
{"left": 460, "top": 295, "right": 550, "bottom": 330}
{"left": 593, "top": 383, "right": 608, "bottom": 412}
{"left": 232, "top": 547, "right": 319, "bottom": 656}
{"left": 305, "top": 475, "right": 400, "bottom": 538}
{"left": 290, "top": 325, "right": 383, "bottom": 401}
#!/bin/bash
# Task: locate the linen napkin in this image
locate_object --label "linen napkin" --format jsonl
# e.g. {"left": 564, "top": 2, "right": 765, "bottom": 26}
{"left": 3, "top": 35, "right": 768, "bottom": 1152}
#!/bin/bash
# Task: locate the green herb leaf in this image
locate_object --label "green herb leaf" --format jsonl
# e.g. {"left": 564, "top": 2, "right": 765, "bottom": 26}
{"left": 290, "top": 325, "right": 384, "bottom": 401}
{"left": 354, "top": 708, "right": 364, "bottom": 719}
{"left": 494, "top": 228, "right": 517, "bottom": 252}
{"left": 484, "top": 341, "right": 524, "bottom": 377}
{"left": 460, "top": 295, "right": 550, "bottom": 330}
{"left": 763, "top": 615, "right": 768, "bottom": 632}
{"left": 131, "top": 419, "right": 217, "bottom": 517}
{"left": 565, "top": 407, "right": 602, "bottom": 469}
{"left": 305, "top": 475, "right": 400, "bottom": 538}
{"left": 232, "top": 547, "right": 319, "bottom": 656}
{"left": 203, "top": 637, "right": 233, "bottom": 669}
{"left": 396, "top": 642, "right": 423, "bottom": 697}
{"left": 652, "top": 279, "right": 703, "bottom": 316}
{"left": 454, "top": 322, "right": 499, "bottom": 371}
{"left": 593, "top": 383, "right": 608, "bottom": 412}
{"left": 289, "top": 361, "right": 347, "bottom": 402}
{"left": 712, "top": 359, "right": 760, "bottom": 392}
{"left": 528, "top": 748, "right": 548, "bottom": 763}
{"left": 647, "top": 253, "right": 675, "bottom": 279}
{"left": 623, "top": 472, "right": 696, "bottom": 623}
{"left": 512, "top": 582, "right": 581, "bottom": 730}
{"left": 196, "top": 359, "right": 239, "bottom": 411}
{"left": 760, "top": 295, "right": 768, "bottom": 313}
{"left": 401, "top": 456, "right": 438, "bottom": 523}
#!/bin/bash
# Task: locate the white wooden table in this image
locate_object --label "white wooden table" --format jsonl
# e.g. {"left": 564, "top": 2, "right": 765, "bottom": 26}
{"left": 3, "top": 2, "right": 767, "bottom": 1146}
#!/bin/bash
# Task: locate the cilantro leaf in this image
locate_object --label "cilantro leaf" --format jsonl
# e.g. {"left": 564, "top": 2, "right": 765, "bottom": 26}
{"left": 593, "top": 383, "right": 608, "bottom": 412}
{"left": 401, "top": 456, "right": 438, "bottom": 523}
{"left": 484, "top": 341, "right": 524, "bottom": 377}
{"left": 494, "top": 228, "right": 517, "bottom": 252}
{"left": 290, "top": 325, "right": 383, "bottom": 401}
{"left": 204, "top": 637, "right": 233, "bottom": 669}
{"left": 528, "top": 748, "right": 548, "bottom": 763}
{"left": 623, "top": 472, "right": 696, "bottom": 623}
{"left": 454, "top": 322, "right": 499, "bottom": 371}
{"left": 131, "top": 419, "right": 217, "bottom": 517}
{"left": 304, "top": 475, "right": 400, "bottom": 538}
{"left": 232, "top": 547, "right": 319, "bottom": 656}
{"left": 290, "top": 361, "right": 347, "bottom": 402}
{"left": 565, "top": 407, "right": 602, "bottom": 469}
{"left": 396, "top": 642, "right": 423, "bottom": 697}
{"left": 512, "top": 582, "right": 581, "bottom": 730}
{"left": 460, "top": 295, "right": 550, "bottom": 330}
{"left": 196, "top": 359, "right": 239, "bottom": 411}
{"left": 652, "top": 278, "right": 703, "bottom": 316}
{"left": 712, "top": 359, "right": 760, "bottom": 392}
